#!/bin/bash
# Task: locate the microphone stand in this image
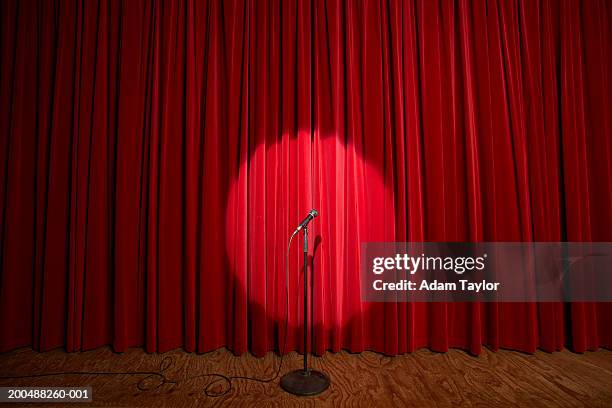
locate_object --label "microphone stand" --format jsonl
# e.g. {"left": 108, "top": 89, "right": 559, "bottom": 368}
{"left": 280, "top": 225, "right": 330, "bottom": 396}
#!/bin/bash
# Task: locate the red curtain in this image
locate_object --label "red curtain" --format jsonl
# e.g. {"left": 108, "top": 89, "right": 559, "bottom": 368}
{"left": 1, "top": 0, "right": 611, "bottom": 356}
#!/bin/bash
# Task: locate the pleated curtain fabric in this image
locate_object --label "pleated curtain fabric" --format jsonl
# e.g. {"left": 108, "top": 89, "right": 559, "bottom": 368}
{"left": 0, "top": 0, "right": 611, "bottom": 356}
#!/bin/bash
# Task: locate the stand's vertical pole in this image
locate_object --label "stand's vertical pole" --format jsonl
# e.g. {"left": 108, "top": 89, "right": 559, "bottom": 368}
{"left": 303, "top": 226, "right": 309, "bottom": 374}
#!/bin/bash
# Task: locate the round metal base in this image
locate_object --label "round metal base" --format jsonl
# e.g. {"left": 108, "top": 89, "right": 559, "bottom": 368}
{"left": 280, "top": 370, "right": 330, "bottom": 396}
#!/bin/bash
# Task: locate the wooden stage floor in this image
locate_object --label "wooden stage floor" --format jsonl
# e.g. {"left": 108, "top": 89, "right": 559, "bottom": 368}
{"left": 1, "top": 346, "right": 611, "bottom": 407}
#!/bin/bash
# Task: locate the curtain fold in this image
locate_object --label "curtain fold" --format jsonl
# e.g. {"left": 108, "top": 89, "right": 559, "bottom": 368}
{"left": 1, "top": 0, "right": 611, "bottom": 356}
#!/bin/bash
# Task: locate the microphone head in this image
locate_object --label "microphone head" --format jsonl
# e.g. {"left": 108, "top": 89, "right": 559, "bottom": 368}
{"left": 309, "top": 209, "right": 319, "bottom": 218}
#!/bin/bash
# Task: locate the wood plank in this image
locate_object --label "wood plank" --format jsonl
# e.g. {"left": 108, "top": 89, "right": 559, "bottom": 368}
{"left": 0, "top": 347, "right": 610, "bottom": 407}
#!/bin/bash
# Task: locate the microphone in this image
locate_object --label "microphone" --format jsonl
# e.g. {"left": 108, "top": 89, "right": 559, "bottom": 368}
{"left": 295, "top": 209, "right": 319, "bottom": 232}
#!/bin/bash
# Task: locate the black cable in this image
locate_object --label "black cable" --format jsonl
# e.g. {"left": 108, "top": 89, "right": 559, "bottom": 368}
{"left": 0, "top": 231, "right": 297, "bottom": 398}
